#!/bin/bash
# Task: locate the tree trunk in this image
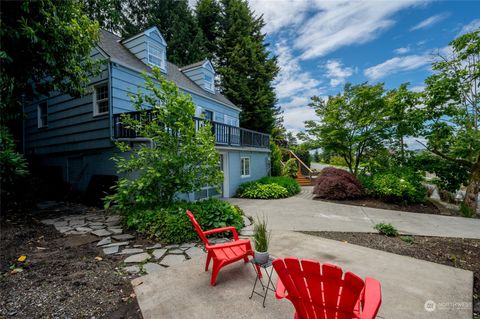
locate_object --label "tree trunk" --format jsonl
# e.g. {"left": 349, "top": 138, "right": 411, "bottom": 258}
{"left": 463, "top": 159, "right": 480, "bottom": 216}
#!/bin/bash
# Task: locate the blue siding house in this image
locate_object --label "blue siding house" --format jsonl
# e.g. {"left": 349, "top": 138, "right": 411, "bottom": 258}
{"left": 23, "top": 27, "right": 271, "bottom": 199}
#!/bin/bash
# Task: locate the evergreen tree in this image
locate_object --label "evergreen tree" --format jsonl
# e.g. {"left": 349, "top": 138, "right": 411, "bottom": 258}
{"left": 196, "top": 0, "right": 222, "bottom": 61}
{"left": 122, "top": 0, "right": 208, "bottom": 66}
{"left": 215, "top": 0, "right": 279, "bottom": 133}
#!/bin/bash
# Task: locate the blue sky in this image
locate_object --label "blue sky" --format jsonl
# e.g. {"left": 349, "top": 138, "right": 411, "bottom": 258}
{"left": 247, "top": 0, "right": 480, "bottom": 134}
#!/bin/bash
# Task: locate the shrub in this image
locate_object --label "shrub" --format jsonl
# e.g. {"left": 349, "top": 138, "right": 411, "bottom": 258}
{"left": 374, "top": 223, "right": 398, "bottom": 237}
{"left": 360, "top": 168, "right": 426, "bottom": 203}
{"left": 282, "top": 158, "right": 298, "bottom": 178}
{"left": 241, "top": 183, "right": 289, "bottom": 199}
{"left": 313, "top": 167, "right": 363, "bottom": 200}
{"left": 329, "top": 155, "right": 347, "bottom": 167}
{"left": 257, "top": 176, "right": 300, "bottom": 196}
{"left": 122, "top": 198, "right": 244, "bottom": 243}
{"left": 270, "top": 142, "right": 283, "bottom": 176}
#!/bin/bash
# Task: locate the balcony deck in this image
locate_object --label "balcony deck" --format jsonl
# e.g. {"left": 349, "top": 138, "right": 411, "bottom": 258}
{"left": 113, "top": 111, "right": 270, "bottom": 149}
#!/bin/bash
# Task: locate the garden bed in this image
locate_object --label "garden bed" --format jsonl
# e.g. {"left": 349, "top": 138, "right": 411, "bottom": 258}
{"left": 0, "top": 209, "right": 142, "bottom": 318}
{"left": 301, "top": 231, "right": 480, "bottom": 317}
{"left": 315, "top": 197, "right": 463, "bottom": 216}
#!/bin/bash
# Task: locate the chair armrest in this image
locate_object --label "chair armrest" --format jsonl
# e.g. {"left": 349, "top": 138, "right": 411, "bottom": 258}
{"left": 206, "top": 239, "right": 251, "bottom": 250}
{"left": 203, "top": 226, "right": 239, "bottom": 240}
{"left": 360, "top": 277, "right": 382, "bottom": 319}
{"left": 275, "top": 278, "right": 287, "bottom": 299}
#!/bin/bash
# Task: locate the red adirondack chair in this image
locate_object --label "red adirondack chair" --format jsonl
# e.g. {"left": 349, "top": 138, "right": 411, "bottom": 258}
{"left": 273, "top": 257, "right": 382, "bottom": 319}
{"left": 187, "top": 210, "right": 260, "bottom": 286}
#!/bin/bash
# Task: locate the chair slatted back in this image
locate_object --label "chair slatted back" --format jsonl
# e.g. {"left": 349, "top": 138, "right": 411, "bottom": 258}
{"left": 273, "top": 257, "right": 365, "bottom": 319}
{"left": 186, "top": 210, "right": 209, "bottom": 246}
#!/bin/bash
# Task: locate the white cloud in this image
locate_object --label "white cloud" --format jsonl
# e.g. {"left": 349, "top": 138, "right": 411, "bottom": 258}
{"left": 364, "top": 54, "right": 432, "bottom": 80}
{"left": 410, "top": 13, "right": 449, "bottom": 31}
{"left": 411, "top": 85, "right": 425, "bottom": 92}
{"left": 293, "top": 0, "right": 421, "bottom": 60}
{"left": 282, "top": 106, "right": 318, "bottom": 133}
{"left": 248, "top": 0, "right": 310, "bottom": 34}
{"left": 273, "top": 41, "right": 323, "bottom": 103}
{"left": 394, "top": 47, "right": 411, "bottom": 54}
{"left": 324, "top": 59, "right": 354, "bottom": 87}
{"left": 458, "top": 19, "right": 480, "bottom": 36}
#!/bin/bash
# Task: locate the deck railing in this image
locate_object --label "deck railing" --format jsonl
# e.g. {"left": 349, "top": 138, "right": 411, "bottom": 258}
{"left": 113, "top": 111, "right": 270, "bottom": 149}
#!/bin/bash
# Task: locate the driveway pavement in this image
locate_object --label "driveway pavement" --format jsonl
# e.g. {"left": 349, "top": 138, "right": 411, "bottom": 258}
{"left": 228, "top": 187, "right": 480, "bottom": 239}
{"left": 132, "top": 231, "right": 473, "bottom": 319}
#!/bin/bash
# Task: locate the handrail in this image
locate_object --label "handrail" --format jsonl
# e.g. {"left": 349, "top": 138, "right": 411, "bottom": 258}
{"left": 288, "top": 150, "right": 313, "bottom": 175}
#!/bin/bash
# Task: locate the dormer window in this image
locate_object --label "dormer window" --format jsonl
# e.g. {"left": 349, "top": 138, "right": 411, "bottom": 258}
{"left": 148, "top": 42, "right": 165, "bottom": 69}
{"left": 204, "top": 74, "right": 214, "bottom": 92}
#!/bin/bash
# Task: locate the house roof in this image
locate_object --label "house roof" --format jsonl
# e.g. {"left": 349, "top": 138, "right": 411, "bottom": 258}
{"left": 180, "top": 60, "right": 207, "bottom": 71}
{"left": 98, "top": 30, "right": 238, "bottom": 110}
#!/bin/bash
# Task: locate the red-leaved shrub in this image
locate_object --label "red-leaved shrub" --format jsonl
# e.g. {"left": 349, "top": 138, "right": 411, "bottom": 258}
{"left": 313, "top": 167, "right": 363, "bottom": 199}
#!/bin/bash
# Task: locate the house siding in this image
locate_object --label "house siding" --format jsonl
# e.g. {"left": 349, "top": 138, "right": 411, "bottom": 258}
{"left": 225, "top": 150, "right": 271, "bottom": 196}
{"left": 24, "top": 49, "right": 112, "bottom": 156}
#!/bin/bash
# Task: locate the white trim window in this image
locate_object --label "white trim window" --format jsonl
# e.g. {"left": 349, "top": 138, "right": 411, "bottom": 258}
{"left": 241, "top": 157, "right": 250, "bottom": 177}
{"left": 204, "top": 73, "right": 214, "bottom": 91}
{"left": 224, "top": 115, "right": 239, "bottom": 127}
{"left": 93, "top": 83, "right": 109, "bottom": 116}
{"left": 148, "top": 42, "right": 165, "bottom": 69}
{"left": 37, "top": 101, "right": 48, "bottom": 128}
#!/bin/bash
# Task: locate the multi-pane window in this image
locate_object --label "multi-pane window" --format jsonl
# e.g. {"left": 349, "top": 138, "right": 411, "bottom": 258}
{"left": 202, "top": 109, "right": 213, "bottom": 121}
{"left": 148, "top": 43, "right": 164, "bottom": 68}
{"left": 94, "top": 83, "right": 109, "bottom": 115}
{"left": 224, "top": 115, "right": 239, "bottom": 127}
{"left": 204, "top": 73, "right": 214, "bottom": 91}
{"left": 241, "top": 157, "right": 250, "bottom": 177}
{"left": 37, "top": 101, "right": 48, "bottom": 128}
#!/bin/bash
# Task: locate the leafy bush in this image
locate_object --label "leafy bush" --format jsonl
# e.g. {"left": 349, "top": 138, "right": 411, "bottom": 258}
{"left": 236, "top": 176, "right": 300, "bottom": 198}
{"left": 123, "top": 198, "right": 244, "bottom": 243}
{"left": 313, "top": 167, "right": 363, "bottom": 199}
{"left": 257, "top": 176, "right": 300, "bottom": 196}
{"left": 329, "top": 156, "right": 347, "bottom": 167}
{"left": 241, "top": 183, "right": 288, "bottom": 199}
{"left": 360, "top": 168, "right": 426, "bottom": 203}
{"left": 270, "top": 142, "right": 283, "bottom": 176}
{"left": 282, "top": 158, "right": 298, "bottom": 178}
{"left": 374, "top": 223, "right": 398, "bottom": 237}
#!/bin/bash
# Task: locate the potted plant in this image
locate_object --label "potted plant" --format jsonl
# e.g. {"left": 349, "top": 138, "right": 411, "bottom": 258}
{"left": 253, "top": 217, "right": 271, "bottom": 264}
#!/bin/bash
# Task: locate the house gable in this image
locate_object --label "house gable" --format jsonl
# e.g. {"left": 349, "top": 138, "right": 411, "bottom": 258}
{"left": 181, "top": 60, "right": 216, "bottom": 93}
{"left": 122, "top": 26, "right": 167, "bottom": 74}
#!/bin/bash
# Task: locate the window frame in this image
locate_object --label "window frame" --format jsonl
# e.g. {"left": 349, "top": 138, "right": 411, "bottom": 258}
{"left": 204, "top": 73, "right": 214, "bottom": 91}
{"left": 201, "top": 109, "right": 214, "bottom": 121}
{"left": 37, "top": 101, "right": 48, "bottom": 129}
{"left": 241, "top": 156, "right": 251, "bottom": 178}
{"left": 93, "top": 82, "right": 109, "bottom": 116}
{"left": 148, "top": 42, "right": 165, "bottom": 69}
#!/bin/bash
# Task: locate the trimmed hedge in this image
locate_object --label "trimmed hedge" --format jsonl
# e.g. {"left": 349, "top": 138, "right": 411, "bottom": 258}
{"left": 313, "top": 167, "right": 363, "bottom": 199}
{"left": 122, "top": 198, "right": 244, "bottom": 243}
{"left": 236, "top": 176, "right": 300, "bottom": 198}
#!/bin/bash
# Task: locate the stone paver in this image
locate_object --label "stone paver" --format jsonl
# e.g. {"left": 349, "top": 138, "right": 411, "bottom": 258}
{"left": 143, "top": 263, "right": 164, "bottom": 274}
{"left": 103, "top": 246, "right": 119, "bottom": 255}
{"left": 108, "top": 228, "right": 123, "bottom": 235}
{"left": 103, "top": 241, "right": 129, "bottom": 247}
{"left": 124, "top": 253, "right": 151, "bottom": 263}
{"left": 118, "top": 248, "right": 144, "bottom": 255}
{"left": 147, "top": 244, "right": 162, "bottom": 250}
{"left": 97, "top": 237, "right": 112, "bottom": 246}
{"left": 159, "top": 254, "right": 186, "bottom": 266}
{"left": 91, "top": 229, "right": 112, "bottom": 237}
{"left": 124, "top": 265, "right": 141, "bottom": 274}
{"left": 75, "top": 227, "right": 92, "bottom": 233}
{"left": 152, "top": 249, "right": 167, "bottom": 260}
{"left": 185, "top": 246, "right": 205, "bottom": 258}
{"left": 112, "top": 234, "right": 135, "bottom": 241}
{"left": 228, "top": 189, "right": 480, "bottom": 239}
{"left": 168, "top": 249, "right": 183, "bottom": 254}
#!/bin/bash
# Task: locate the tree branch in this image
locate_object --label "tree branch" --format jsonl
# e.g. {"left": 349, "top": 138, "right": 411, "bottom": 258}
{"left": 415, "top": 139, "right": 474, "bottom": 167}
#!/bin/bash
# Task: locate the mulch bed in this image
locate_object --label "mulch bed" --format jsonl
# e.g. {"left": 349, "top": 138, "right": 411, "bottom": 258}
{"left": 301, "top": 231, "right": 480, "bottom": 317}
{"left": 0, "top": 209, "right": 142, "bottom": 318}
{"left": 315, "top": 197, "right": 464, "bottom": 216}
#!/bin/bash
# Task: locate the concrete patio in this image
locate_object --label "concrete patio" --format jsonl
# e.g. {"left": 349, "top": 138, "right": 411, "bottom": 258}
{"left": 132, "top": 231, "right": 473, "bottom": 319}
{"left": 228, "top": 191, "right": 480, "bottom": 239}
